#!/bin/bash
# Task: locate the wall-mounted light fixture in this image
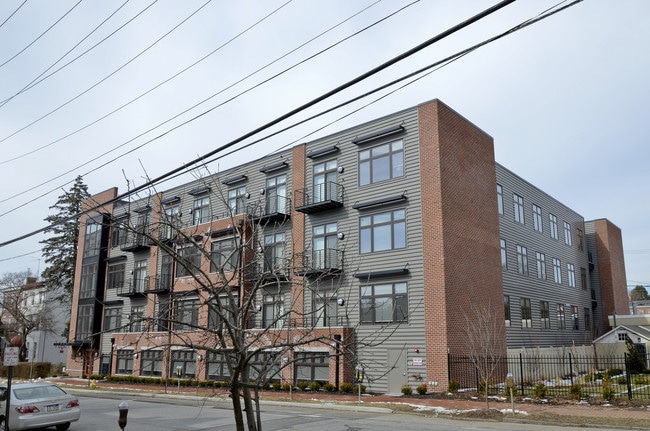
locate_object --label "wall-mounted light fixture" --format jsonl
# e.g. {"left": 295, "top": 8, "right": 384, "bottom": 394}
{"left": 337, "top": 166, "right": 344, "bottom": 174}
{"left": 133, "top": 352, "right": 138, "bottom": 359}
{"left": 260, "top": 188, "right": 265, "bottom": 195}
{"left": 337, "top": 298, "right": 345, "bottom": 306}
{"left": 197, "top": 354, "right": 203, "bottom": 361}
{"left": 255, "top": 304, "right": 262, "bottom": 312}
{"left": 337, "top": 232, "right": 345, "bottom": 240}
{"left": 245, "top": 193, "right": 251, "bottom": 199}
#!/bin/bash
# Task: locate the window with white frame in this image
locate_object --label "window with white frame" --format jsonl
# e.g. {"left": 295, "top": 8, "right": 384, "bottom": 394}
{"left": 513, "top": 194, "right": 525, "bottom": 224}
{"left": 263, "top": 293, "right": 285, "bottom": 328}
{"left": 360, "top": 282, "right": 408, "bottom": 324}
{"left": 571, "top": 305, "right": 579, "bottom": 330}
{"left": 359, "top": 140, "right": 404, "bottom": 186}
{"left": 313, "top": 159, "right": 338, "bottom": 203}
{"left": 263, "top": 232, "right": 286, "bottom": 272}
{"left": 521, "top": 297, "right": 532, "bottom": 328}
{"left": 540, "top": 301, "right": 550, "bottom": 329}
{"left": 549, "top": 213, "right": 558, "bottom": 240}
{"left": 161, "top": 203, "right": 180, "bottom": 240}
{"left": 557, "top": 304, "right": 566, "bottom": 329}
{"left": 564, "top": 221, "right": 572, "bottom": 246}
{"left": 535, "top": 252, "right": 546, "bottom": 280}
{"left": 313, "top": 223, "right": 338, "bottom": 269}
{"left": 192, "top": 196, "right": 210, "bottom": 225}
{"left": 552, "top": 258, "right": 562, "bottom": 284}
{"left": 360, "top": 209, "right": 406, "bottom": 253}
{"left": 516, "top": 245, "right": 528, "bottom": 275}
{"left": 533, "top": 204, "right": 543, "bottom": 232}
{"left": 133, "top": 259, "right": 148, "bottom": 293}
{"left": 228, "top": 186, "right": 247, "bottom": 215}
{"left": 265, "top": 174, "right": 287, "bottom": 214}
{"left": 129, "top": 305, "right": 145, "bottom": 332}
{"left": 497, "top": 184, "right": 504, "bottom": 215}
{"left": 567, "top": 263, "right": 576, "bottom": 287}
{"left": 83, "top": 222, "right": 102, "bottom": 257}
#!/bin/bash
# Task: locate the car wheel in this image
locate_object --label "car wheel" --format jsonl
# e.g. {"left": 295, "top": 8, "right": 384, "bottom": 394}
{"left": 56, "top": 423, "right": 71, "bottom": 431}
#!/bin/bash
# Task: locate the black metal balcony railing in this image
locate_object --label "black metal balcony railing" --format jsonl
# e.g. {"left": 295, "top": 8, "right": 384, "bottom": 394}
{"left": 145, "top": 275, "right": 172, "bottom": 294}
{"left": 248, "top": 195, "right": 291, "bottom": 224}
{"left": 120, "top": 229, "right": 153, "bottom": 252}
{"left": 295, "top": 249, "right": 343, "bottom": 276}
{"left": 249, "top": 316, "right": 346, "bottom": 329}
{"left": 116, "top": 277, "right": 148, "bottom": 297}
{"left": 243, "top": 258, "right": 291, "bottom": 282}
{"left": 294, "top": 181, "right": 344, "bottom": 214}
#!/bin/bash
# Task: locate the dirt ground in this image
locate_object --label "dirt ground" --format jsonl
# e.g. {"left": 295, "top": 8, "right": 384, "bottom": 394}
{"left": 55, "top": 378, "right": 650, "bottom": 429}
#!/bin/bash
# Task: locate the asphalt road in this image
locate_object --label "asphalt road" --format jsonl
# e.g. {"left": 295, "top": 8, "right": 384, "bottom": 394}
{"left": 70, "top": 393, "right": 607, "bottom": 431}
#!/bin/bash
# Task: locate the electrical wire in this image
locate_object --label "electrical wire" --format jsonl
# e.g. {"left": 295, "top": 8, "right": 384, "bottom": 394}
{"left": 0, "top": 0, "right": 518, "bottom": 248}
{"left": 0, "top": 0, "right": 28, "bottom": 30}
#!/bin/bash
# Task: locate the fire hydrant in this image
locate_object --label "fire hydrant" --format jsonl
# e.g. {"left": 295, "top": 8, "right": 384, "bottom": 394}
{"left": 89, "top": 379, "right": 97, "bottom": 389}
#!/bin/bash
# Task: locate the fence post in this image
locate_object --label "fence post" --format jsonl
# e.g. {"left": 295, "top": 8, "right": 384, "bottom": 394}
{"left": 624, "top": 353, "right": 633, "bottom": 400}
{"left": 447, "top": 351, "right": 451, "bottom": 387}
{"left": 519, "top": 353, "right": 525, "bottom": 396}
{"left": 569, "top": 353, "right": 574, "bottom": 386}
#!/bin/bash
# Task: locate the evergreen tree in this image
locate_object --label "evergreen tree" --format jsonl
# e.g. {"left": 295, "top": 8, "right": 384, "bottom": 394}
{"left": 630, "top": 285, "right": 649, "bottom": 301}
{"left": 39, "top": 176, "right": 89, "bottom": 333}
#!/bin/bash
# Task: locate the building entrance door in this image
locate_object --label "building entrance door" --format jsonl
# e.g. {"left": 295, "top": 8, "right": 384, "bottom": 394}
{"left": 387, "top": 348, "right": 406, "bottom": 393}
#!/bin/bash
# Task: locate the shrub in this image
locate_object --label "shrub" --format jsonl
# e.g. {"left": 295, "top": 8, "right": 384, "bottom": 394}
{"left": 272, "top": 382, "right": 282, "bottom": 391}
{"left": 602, "top": 377, "right": 616, "bottom": 402}
{"left": 617, "top": 376, "right": 627, "bottom": 385}
{"left": 633, "top": 376, "right": 649, "bottom": 385}
{"left": 401, "top": 384, "right": 413, "bottom": 396}
{"left": 323, "top": 382, "right": 335, "bottom": 392}
{"left": 297, "top": 381, "right": 309, "bottom": 391}
{"left": 353, "top": 384, "right": 366, "bottom": 394}
{"left": 569, "top": 383, "right": 582, "bottom": 400}
{"left": 416, "top": 384, "right": 428, "bottom": 395}
{"left": 533, "top": 382, "right": 547, "bottom": 399}
{"left": 339, "top": 382, "right": 353, "bottom": 393}
{"left": 281, "top": 383, "right": 292, "bottom": 391}
{"left": 503, "top": 384, "right": 517, "bottom": 397}
{"left": 447, "top": 379, "right": 460, "bottom": 393}
{"left": 609, "top": 369, "right": 623, "bottom": 376}
{"left": 309, "top": 381, "right": 321, "bottom": 392}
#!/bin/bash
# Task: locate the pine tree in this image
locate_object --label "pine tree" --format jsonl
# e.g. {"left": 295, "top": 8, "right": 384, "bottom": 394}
{"left": 40, "top": 176, "right": 89, "bottom": 333}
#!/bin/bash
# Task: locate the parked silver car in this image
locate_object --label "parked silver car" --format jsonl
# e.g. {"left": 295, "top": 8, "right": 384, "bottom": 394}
{"left": 0, "top": 382, "right": 80, "bottom": 431}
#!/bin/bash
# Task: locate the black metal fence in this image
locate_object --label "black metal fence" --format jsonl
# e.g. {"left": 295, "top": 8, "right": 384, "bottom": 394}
{"left": 448, "top": 353, "right": 650, "bottom": 400}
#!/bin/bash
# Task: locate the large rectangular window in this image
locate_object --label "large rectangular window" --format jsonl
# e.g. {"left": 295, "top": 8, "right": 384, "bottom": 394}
{"left": 496, "top": 184, "right": 504, "bottom": 215}
{"left": 313, "top": 223, "right": 338, "bottom": 269}
{"left": 192, "top": 196, "right": 210, "bottom": 225}
{"left": 313, "top": 160, "right": 338, "bottom": 203}
{"left": 265, "top": 174, "right": 287, "bottom": 214}
{"left": 360, "top": 209, "right": 406, "bottom": 253}
{"left": 129, "top": 306, "right": 145, "bottom": 332}
{"left": 79, "top": 263, "right": 98, "bottom": 299}
{"left": 533, "top": 204, "right": 543, "bottom": 232}
{"left": 549, "top": 214, "right": 558, "bottom": 240}
{"left": 359, "top": 140, "right": 404, "bottom": 186}
{"left": 540, "top": 301, "right": 550, "bottom": 329}
{"left": 116, "top": 349, "right": 134, "bottom": 374}
{"left": 140, "top": 350, "right": 163, "bottom": 377}
{"left": 295, "top": 352, "right": 329, "bottom": 383}
{"left": 211, "top": 238, "right": 239, "bottom": 273}
{"left": 206, "top": 352, "right": 232, "bottom": 380}
{"left": 263, "top": 232, "right": 286, "bottom": 273}
{"left": 83, "top": 222, "right": 102, "bottom": 257}
{"left": 133, "top": 259, "right": 149, "bottom": 293}
{"left": 500, "top": 239, "right": 507, "bottom": 270}
{"left": 535, "top": 252, "right": 546, "bottom": 280}
{"left": 228, "top": 186, "right": 247, "bottom": 215}
{"left": 107, "top": 262, "right": 125, "bottom": 290}
{"left": 552, "top": 258, "right": 562, "bottom": 284}
{"left": 504, "top": 295, "right": 511, "bottom": 328}
{"left": 581, "top": 268, "right": 587, "bottom": 291}
{"left": 572, "top": 306, "right": 579, "bottom": 330}
{"left": 161, "top": 203, "right": 180, "bottom": 240}
{"left": 103, "top": 307, "right": 122, "bottom": 332}
{"left": 564, "top": 221, "right": 572, "bottom": 246}
{"left": 557, "top": 304, "right": 566, "bottom": 329}
{"left": 577, "top": 228, "right": 584, "bottom": 251}
{"left": 567, "top": 263, "right": 576, "bottom": 287}
{"left": 516, "top": 245, "right": 528, "bottom": 275}
{"left": 262, "top": 293, "right": 285, "bottom": 328}
{"left": 111, "top": 219, "right": 127, "bottom": 248}
{"left": 75, "top": 305, "right": 94, "bottom": 340}
{"left": 360, "top": 282, "right": 408, "bottom": 324}
{"left": 177, "top": 245, "right": 202, "bottom": 277}
{"left": 584, "top": 308, "right": 591, "bottom": 332}
{"left": 175, "top": 297, "right": 199, "bottom": 331}
{"left": 521, "top": 298, "right": 532, "bottom": 328}
{"left": 172, "top": 350, "right": 196, "bottom": 378}
{"left": 513, "top": 194, "right": 525, "bottom": 224}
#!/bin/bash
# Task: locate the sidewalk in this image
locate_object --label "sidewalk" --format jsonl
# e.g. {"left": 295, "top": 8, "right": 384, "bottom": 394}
{"left": 53, "top": 378, "right": 650, "bottom": 428}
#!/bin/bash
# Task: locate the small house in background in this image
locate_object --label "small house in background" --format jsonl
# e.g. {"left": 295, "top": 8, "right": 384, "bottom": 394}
{"left": 592, "top": 315, "right": 650, "bottom": 366}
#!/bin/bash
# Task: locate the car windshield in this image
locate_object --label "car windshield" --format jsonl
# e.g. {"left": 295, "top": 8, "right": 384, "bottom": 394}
{"left": 14, "top": 385, "right": 66, "bottom": 400}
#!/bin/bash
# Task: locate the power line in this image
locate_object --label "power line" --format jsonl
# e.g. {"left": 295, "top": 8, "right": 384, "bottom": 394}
{"left": 0, "top": 0, "right": 27, "bottom": 30}
{"left": 0, "top": 0, "right": 518, "bottom": 248}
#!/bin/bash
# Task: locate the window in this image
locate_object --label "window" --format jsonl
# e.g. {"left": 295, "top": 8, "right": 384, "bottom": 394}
{"left": 211, "top": 238, "right": 239, "bottom": 273}
{"left": 263, "top": 293, "right": 285, "bottom": 328}
{"left": 192, "top": 196, "right": 210, "bottom": 225}
{"left": 111, "top": 219, "right": 127, "bottom": 248}
{"left": 617, "top": 332, "right": 628, "bottom": 342}
{"left": 140, "top": 350, "right": 163, "bottom": 377}
{"left": 228, "top": 186, "right": 247, "bottom": 215}
{"left": 129, "top": 306, "right": 145, "bottom": 332}
{"left": 313, "top": 159, "right": 338, "bottom": 203}
{"left": 552, "top": 258, "right": 562, "bottom": 284}
{"left": 206, "top": 352, "right": 232, "bottom": 380}
{"left": 263, "top": 232, "right": 286, "bottom": 272}
{"left": 159, "top": 253, "right": 174, "bottom": 292}
{"left": 540, "top": 301, "right": 550, "bottom": 329}
{"left": 535, "top": 252, "right": 546, "bottom": 280}
{"left": 75, "top": 305, "right": 94, "bottom": 340}
{"left": 313, "top": 223, "right": 338, "bottom": 269}
{"left": 177, "top": 245, "right": 202, "bottom": 277}
{"left": 549, "top": 214, "right": 558, "bottom": 239}
{"left": 107, "top": 262, "right": 125, "bottom": 290}
{"left": 496, "top": 184, "right": 504, "bottom": 215}
{"left": 295, "top": 352, "right": 329, "bottom": 383}
{"left": 567, "top": 263, "right": 576, "bottom": 287}
{"left": 584, "top": 308, "right": 591, "bottom": 332}
{"left": 359, "top": 140, "right": 404, "bottom": 186}
{"left": 161, "top": 203, "right": 180, "bottom": 240}
{"left": 513, "top": 194, "right": 525, "bottom": 224}
{"left": 103, "top": 307, "right": 122, "bottom": 332}
{"left": 133, "top": 259, "right": 148, "bottom": 293}
{"left": 174, "top": 297, "right": 199, "bottom": 331}
{"left": 571, "top": 305, "right": 579, "bottom": 330}
{"left": 83, "top": 222, "right": 102, "bottom": 257}
{"left": 155, "top": 295, "right": 171, "bottom": 332}
{"left": 521, "top": 298, "right": 532, "bottom": 328}
{"left": 360, "top": 209, "right": 406, "bottom": 253}
{"left": 556, "top": 304, "right": 566, "bottom": 329}
{"left": 360, "top": 282, "right": 408, "bottom": 324}
{"left": 79, "top": 263, "right": 98, "bottom": 299}
{"left": 116, "top": 349, "right": 134, "bottom": 374}
{"left": 249, "top": 352, "right": 281, "bottom": 382}
{"left": 516, "top": 245, "right": 528, "bottom": 275}
{"left": 577, "top": 228, "right": 584, "bottom": 251}
{"left": 172, "top": 350, "right": 196, "bottom": 378}
{"left": 564, "top": 221, "right": 572, "bottom": 246}
{"left": 500, "top": 239, "right": 507, "bottom": 270}
{"left": 208, "top": 294, "right": 239, "bottom": 329}
{"left": 581, "top": 268, "right": 587, "bottom": 291}
{"left": 504, "top": 296, "right": 511, "bottom": 328}
{"left": 533, "top": 204, "right": 543, "bottom": 232}
{"left": 265, "top": 174, "right": 287, "bottom": 214}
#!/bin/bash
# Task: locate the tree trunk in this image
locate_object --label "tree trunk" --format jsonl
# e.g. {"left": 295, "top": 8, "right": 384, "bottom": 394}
{"left": 230, "top": 384, "right": 245, "bottom": 431}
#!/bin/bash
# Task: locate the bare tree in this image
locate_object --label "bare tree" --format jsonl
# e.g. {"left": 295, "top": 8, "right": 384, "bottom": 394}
{"left": 463, "top": 301, "right": 507, "bottom": 409}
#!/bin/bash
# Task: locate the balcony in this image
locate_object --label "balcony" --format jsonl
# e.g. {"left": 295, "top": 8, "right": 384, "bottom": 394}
{"left": 120, "top": 229, "right": 153, "bottom": 252}
{"left": 295, "top": 249, "right": 343, "bottom": 277}
{"left": 116, "top": 278, "right": 148, "bottom": 297}
{"left": 146, "top": 275, "right": 173, "bottom": 294}
{"left": 294, "top": 181, "right": 344, "bottom": 214}
{"left": 249, "top": 195, "right": 291, "bottom": 224}
{"left": 244, "top": 258, "right": 291, "bottom": 282}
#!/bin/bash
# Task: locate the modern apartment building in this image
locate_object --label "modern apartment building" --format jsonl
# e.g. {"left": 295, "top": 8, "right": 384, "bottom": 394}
{"left": 64, "top": 99, "right": 628, "bottom": 393}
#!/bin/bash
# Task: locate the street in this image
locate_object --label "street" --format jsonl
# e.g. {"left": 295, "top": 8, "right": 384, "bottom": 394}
{"left": 69, "top": 392, "right": 609, "bottom": 431}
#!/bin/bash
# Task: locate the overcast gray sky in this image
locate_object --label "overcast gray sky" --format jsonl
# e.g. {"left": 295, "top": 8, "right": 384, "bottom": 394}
{"left": 0, "top": 0, "right": 648, "bottom": 290}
